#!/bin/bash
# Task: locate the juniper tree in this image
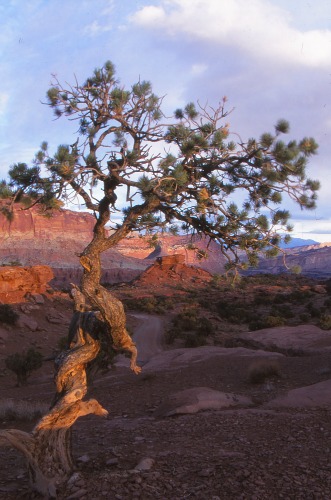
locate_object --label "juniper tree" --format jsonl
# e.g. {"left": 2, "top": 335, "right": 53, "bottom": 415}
{"left": 0, "top": 61, "right": 319, "bottom": 496}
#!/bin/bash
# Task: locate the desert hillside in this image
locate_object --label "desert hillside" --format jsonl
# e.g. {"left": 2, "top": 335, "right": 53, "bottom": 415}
{"left": 1, "top": 203, "right": 330, "bottom": 285}
{"left": 0, "top": 272, "right": 331, "bottom": 497}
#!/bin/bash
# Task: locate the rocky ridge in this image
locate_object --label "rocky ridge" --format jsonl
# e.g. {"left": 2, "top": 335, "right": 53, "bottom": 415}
{"left": 1, "top": 203, "right": 331, "bottom": 284}
{"left": 0, "top": 204, "right": 226, "bottom": 285}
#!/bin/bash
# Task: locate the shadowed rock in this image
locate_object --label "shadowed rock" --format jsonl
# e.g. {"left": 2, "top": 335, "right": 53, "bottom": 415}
{"left": 142, "top": 346, "right": 283, "bottom": 372}
{"left": 266, "top": 379, "right": 331, "bottom": 408}
{"left": 154, "top": 387, "right": 252, "bottom": 417}
{"left": 235, "top": 325, "right": 331, "bottom": 354}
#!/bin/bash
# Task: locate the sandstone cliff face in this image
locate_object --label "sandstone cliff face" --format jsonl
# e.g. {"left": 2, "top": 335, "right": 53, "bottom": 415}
{"left": 253, "top": 244, "right": 331, "bottom": 278}
{"left": 0, "top": 205, "right": 227, "bottom": 285}
{"left": 1, "top": 203, "right": 330, "bottom": 283}
{"left": 134, "top": 254, "right": 212, "bottom": 288}
{"left": 0, "top": 203, "right": 95, "bottom": 240}
{"left": 0, "top": 265, "right": 54, "bottom": 303}
{"left": 116, "top": 234, "right": 226, "bottom": 275}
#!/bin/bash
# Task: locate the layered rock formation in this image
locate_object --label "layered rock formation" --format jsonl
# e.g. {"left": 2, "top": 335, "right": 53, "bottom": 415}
{"left": 0, "top": 204, "right": 226, "bottom": 286}
{"left": 3, "top": 202, "right": 328, "bottom": 283}
{"left": 134, "top": 254, "right": 213, "bottom": 288}
{"left": 0, "top": 265, "right": 54, "bottom": 303}
{"left": 254, "top": 242, "right": 331, "bottom": 278}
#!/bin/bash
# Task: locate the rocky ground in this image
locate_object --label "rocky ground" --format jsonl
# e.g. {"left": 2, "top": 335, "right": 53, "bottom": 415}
{"left": 0, "top": 278, "right": 331, "bottom": 498}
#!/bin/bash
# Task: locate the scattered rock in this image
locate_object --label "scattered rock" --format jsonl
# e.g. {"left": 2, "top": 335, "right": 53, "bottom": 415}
{"left": 67, "top": 472, "right": 82, "bottom": 487}
{"left": 106, "top": 458, "right": 119, "bottom": 466}
{"left": 28, "top": 293, "right": 45, "bottom": 304}
{"left": 134, "top": 457, "right": 155, "bottom": 471}
{"left": 67, "top": 488, "right": 88, "bottom": 499}
{"left": 77, "top": 454, "right": 90, "bottom": 463}
{"left": 154, "top": 387, "right": 252, "bottom": 417}
{"left": 46, "top": 312, "right": 66, "bottom": 324}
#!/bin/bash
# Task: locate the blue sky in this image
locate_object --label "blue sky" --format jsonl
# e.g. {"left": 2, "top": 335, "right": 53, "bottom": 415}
{"left": 1, "top": 0, "right": 331, "bottom": 241}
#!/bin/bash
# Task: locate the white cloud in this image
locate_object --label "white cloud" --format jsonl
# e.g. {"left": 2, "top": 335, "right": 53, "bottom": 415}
{"left": 132, "top": 0, "right": 331, "bottom": 68}
{"left": 83, "top": 20, "right": 112, "bottom": 37}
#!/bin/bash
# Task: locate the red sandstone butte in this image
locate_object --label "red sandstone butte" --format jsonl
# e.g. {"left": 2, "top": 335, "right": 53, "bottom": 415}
{"left": 0, "top": 265, "right": 54, "bottom": 303}
{"left": 135, "top": 254, "right": 212, "bottom": 288}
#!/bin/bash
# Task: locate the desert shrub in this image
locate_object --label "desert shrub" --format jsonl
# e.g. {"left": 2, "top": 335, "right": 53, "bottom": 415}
{"left": 299, "top": 312, "right": 311, "bottom": 323}
{"left": 166, "top": 311, "right": 214, "bottom": 345}
{"left": 3, "top": 259, "right": 22, "bottom": 267}
{"left": 248, "top": 359, "right": 280, "bottom": 384}
{"left": 287, "top": 290, "right": 313, "bottom": 303}
{"left": 253, "top": 294, "right": 274, "bottom": 306}
{"left": 0, "top": 399, "right": 48, "bottom": 421}
{"left": 124, "top": 296, "right": 174, "bottom": 314}
{"left": 5, "top": 348, "right": 43, "bottom": 386}
{"left": 164, "top": 327, "right": 181, "bottom": 344}
{"left": 307, "top": 302, "right": 322, "bottom": 318}
{"left": 184, "top": 333, "right": 208, "bottom": 348}
{"left": 196, "top": 318, "right": 213, "bottom": 337}
{"left": 211, "top": 274, "right": 225, "bottom": 288}
{"left": 319, "top": 314, "right": 331, "bottom": 330}
{"left": 271, "top": 304, "right": 294, "bottom": 319}
{"left": 0, "top": 304, "right": 19, "bottom": 325}
{"left": 214, "top": 299, "right": 254, "bottom": 324}
{"left": 172, "top": 309, "right": 199, "bottom": 331}
{"left": 273, "top": 294, "right": 288, "bottom": 304}
{"left": 249, "top": 315, "right": 285, "bottom": 331}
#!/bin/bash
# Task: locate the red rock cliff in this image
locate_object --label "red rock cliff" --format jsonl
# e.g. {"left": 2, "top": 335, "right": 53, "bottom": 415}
{"left": 0, "top": 265, "right": 54, "bottom": 303}
{"left": 0, "top": 204, "right": 226, "bottom": 285}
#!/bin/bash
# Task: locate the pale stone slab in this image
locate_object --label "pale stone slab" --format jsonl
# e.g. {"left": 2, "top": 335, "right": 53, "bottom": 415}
{"left": 155, "top": 386, "right": 252, "bottom": 417}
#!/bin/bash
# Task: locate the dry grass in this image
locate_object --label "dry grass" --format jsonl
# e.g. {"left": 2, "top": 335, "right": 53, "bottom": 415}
{"left": 248, "top": 359, "right": 281, "bottom": 384}
{"left": 0, "top": 399, "right": 49, "bottom": 421}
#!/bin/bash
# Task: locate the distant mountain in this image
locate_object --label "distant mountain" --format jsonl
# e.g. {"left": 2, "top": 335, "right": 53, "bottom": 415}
{"left": 280, "top": 237, "right": 319, "bottom": 249}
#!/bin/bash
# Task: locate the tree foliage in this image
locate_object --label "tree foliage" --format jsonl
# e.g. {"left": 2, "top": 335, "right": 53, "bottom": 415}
{"left": 0, "top": 61, "right": 321, "bottom": 496}
{"left": 3, "top": 60, "right": 319, "bottom": 270}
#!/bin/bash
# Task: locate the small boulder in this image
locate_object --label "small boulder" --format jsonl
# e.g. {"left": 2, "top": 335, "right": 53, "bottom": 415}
{"left": 134, "top": 457, "right": 155, "bottom": 471}
{"left": 154, "top": 387, "right": 252, "bottom": 417}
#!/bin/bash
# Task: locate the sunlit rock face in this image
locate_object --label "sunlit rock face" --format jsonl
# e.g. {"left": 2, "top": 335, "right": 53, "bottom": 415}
{"left": 0, "top": 265, "right": 54, "bottom": 303}
{"left": 0, "top": 204, "right": 227, "bottom": 286}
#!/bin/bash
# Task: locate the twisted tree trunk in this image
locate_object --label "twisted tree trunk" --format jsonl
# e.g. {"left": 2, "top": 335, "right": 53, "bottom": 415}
{"left": 0, "top": 243, "right": 140, "bottom": 497}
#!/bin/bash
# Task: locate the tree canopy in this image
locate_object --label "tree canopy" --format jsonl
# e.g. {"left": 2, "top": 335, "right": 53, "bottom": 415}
{"left": 2, "top": 60, "right": 320, "bottom": 271}
{"left": 0, "top": 61, "right": 321, "bottom": 496}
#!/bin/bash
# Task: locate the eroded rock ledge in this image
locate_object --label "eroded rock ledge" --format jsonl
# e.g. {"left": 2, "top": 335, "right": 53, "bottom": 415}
{"left": 0, "top": 265, "right": 54, "bottom": 303}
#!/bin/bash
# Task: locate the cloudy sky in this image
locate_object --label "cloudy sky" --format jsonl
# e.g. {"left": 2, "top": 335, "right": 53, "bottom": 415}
{"left": 1, "top": 0, "right": 330, "bottom": 241}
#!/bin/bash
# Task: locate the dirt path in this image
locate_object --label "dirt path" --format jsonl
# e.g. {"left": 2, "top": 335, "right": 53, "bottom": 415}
{"left": 131, "top": 313, "right": 164, "bottom": 364}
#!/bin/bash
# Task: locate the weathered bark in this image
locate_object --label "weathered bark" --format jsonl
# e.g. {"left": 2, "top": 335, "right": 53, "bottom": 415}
{"left": 0, "top": 248, "right": 140, "bottom": 496}
{"left": 0, "top": 308, "right": 109, "bottom": 497}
